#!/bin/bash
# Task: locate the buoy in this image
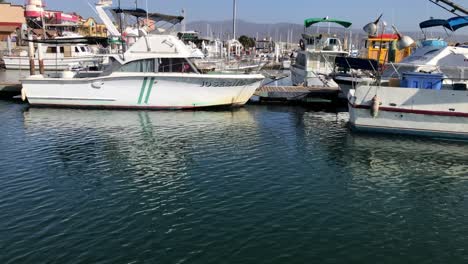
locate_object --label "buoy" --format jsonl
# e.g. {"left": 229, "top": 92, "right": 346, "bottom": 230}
{"left": 21, "top": 88, "right": 27, "bottom": 102}
{"left": 371, "top": 95, "right": 380, "bottom": 118}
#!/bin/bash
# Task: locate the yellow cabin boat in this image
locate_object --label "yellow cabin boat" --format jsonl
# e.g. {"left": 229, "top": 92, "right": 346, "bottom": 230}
{"left": 364, "top": 34, "right": 412, "bottom": 64}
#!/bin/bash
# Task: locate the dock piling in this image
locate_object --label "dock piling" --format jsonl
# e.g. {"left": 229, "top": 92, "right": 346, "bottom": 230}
{"left": 28, "top": 33, "right": 35, "bottom": 76}
{"left": 37, "top": 43, "right": 45, "bottom": 74}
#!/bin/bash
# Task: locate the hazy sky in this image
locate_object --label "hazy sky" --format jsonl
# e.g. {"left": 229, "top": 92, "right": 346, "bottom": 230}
{"left": 8, "top": 0, "right": 468, "bottom": 33}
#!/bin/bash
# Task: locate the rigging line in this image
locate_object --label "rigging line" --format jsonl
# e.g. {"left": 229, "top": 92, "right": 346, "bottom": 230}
{"left": 85, "top": 0, "right": 100, "bottom": 17}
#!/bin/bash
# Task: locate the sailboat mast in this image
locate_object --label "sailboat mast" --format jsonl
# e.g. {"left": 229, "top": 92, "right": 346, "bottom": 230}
{"left": 118, "top": 0, "right": 126, "bottom": 52}
{"left": 233, "top": 0, "right": 237, "bottom": 40}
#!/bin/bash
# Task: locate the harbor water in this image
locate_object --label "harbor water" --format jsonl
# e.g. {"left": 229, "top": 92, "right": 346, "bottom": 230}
{"left": 1, "top": 100, "right": 468, "bottom": 263}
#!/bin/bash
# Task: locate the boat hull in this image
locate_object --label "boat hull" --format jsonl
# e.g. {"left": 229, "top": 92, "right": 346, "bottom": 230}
{"left": 348, "top": 86, "right": 468, "bottom": 140}
{"left": 290, "top": 65, "right": 339, "bottom": 88}
{"left": 22, "top": 73, "right": 264, "bottom": 109}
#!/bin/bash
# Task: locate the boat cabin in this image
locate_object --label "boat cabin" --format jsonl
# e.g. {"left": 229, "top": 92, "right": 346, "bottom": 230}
{"left": 300, "top": 33, "right": 345, "bottom": 52}
{"left": 15, "top": 43, "right": 95, "bottom": 59}
{"left": 101, "top": 57, "right": 199, "bottom": 75}
{"left": 44, "top": 44, "right": 94, "bottom": 58}
{"left": 364, "top": 34, "right": 412, "bottom": 64}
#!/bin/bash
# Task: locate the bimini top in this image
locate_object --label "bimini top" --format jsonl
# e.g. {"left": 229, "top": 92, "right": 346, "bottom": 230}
{"left": 419, "top": 19, "right": 451, "bottom": 30}
{"left": 304, "top": 18, "right": 352, "bottom": 29}
{"left": 112, "top": 8, "right": 184, "bottom": 25}
{"left": 447, "top": 16, "right": 468, "bottom": 31}
{"left": 419, "top": 16, "right": 468, "bottom": 31}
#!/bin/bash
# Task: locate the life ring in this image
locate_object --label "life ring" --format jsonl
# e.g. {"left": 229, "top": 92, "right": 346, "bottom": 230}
{"left": 299, "top": 39, "right": 305, "bottom": 51}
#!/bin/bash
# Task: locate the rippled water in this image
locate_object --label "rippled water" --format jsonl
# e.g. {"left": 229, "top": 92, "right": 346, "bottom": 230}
{"left": 1, "top": 100, "right": 468, "bottom": 263}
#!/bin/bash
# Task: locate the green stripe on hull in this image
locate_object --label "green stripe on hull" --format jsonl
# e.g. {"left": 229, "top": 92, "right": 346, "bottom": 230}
{"left": 138, "top": 77, "right": 148, "bottom": 104}
{"left": 144, "top": 77, "right": 155, "bottom": 104}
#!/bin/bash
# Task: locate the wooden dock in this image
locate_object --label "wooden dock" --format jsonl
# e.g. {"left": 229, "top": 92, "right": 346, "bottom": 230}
{"left": 252, "top": 85, "right": 341, "bottom": 104}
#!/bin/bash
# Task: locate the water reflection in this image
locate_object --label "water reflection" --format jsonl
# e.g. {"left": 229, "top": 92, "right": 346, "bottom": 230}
{"left": 2, "top": 103, "right": 468, "bottom": 263}
{"left": 22, "top": 107, "right": 261, "bottom": 182}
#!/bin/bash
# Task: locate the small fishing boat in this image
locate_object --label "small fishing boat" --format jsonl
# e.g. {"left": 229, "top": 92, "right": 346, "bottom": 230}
{"left": 291, "top": 17, "right": 352, "bottom": 87}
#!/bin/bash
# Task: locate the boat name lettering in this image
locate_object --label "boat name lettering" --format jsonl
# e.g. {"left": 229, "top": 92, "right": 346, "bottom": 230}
{"left": 201, "top": 80, "right": 248, "bottom": 87}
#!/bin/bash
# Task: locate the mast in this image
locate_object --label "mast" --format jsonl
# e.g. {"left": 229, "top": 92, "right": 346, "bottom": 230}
{"left": 233, "top": 0, "right": 237, "bottom": 40}
{"left": 181, "top": 9, "right": 186, "bottom": 32}
{"left": 118, "top": 0, "right": 126, "bottom": 52}
{"left": 96, "top": 0, "right": 121, "bottom": 37}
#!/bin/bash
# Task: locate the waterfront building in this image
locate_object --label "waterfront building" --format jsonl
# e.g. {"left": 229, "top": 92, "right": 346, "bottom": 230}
{"left": 0, "top": 3, "right": 26, "bottom": 41}
{"left": 78, "top": 17, "right": 108, "bottom": 38}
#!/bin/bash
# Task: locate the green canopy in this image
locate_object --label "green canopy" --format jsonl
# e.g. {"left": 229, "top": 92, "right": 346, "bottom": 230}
{"left": 304, "top": 18, "right": 352, "bottom": 29}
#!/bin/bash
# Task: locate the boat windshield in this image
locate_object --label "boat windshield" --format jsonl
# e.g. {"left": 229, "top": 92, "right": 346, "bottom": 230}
{"left": 100, "top": 57, "right": 201, "bottom": 76}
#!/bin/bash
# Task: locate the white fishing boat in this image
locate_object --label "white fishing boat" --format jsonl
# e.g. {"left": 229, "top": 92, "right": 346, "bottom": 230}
{"left": 291, "top": 17, "right": 351, "bottom": 87}
{"left": 20, "top": 0, "right": 264, "bottom": 109}
{"left": 348, "top": 76, "right": 468, "bottom": 139}
{"left": 21, "top": 34, "right": 264, "bottom": 109}
{"left": 347, "top": 9, "right": 468, "bottom": 140}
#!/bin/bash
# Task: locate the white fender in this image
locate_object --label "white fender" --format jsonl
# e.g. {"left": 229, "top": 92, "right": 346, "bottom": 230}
{"left": 371, "top": 95, "right": 380, "bottom": 118}
{"left": 21, "top": 88, "right": 27, "bottom": 102}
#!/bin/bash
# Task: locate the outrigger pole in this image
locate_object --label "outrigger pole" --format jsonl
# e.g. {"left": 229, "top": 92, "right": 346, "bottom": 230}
{"left": 428, "top": 0, "right": 468, "bottom": 16}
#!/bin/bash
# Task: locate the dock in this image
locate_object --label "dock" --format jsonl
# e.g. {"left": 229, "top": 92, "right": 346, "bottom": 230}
{"left": 251, "top": 85, "right": 343, "bottom": 105}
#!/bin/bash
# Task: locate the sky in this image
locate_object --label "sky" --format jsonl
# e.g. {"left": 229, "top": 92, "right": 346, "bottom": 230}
{"left": 7, "top": 0, "right": 468, "bottom": 34}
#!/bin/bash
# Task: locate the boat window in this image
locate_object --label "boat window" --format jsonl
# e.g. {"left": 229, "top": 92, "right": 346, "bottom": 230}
{"left": 75, "top": 47, "right": 80, "bottom": 53}
{"left": 46, "top": 47, "right": 57, "bottom": 53}
{"left": 424, "top": 49, "right": 440, "bottom": 55}
{"left": 159, "top": 58, "right": 195, "bottom": 73}
{"left": 296, "top": 53, "right": 307, "bottom": 68}
{"left": 372, "top": 41, "right": 389, "bottom": 49}
{"left": 117, "top": 59, "right": 155, "bottom": 72}
{"left": 80, "top": 47, "right": 86, "bottom": 52}
{"left": 59, "top": 47, "right": 64, "bottom": 53}
{"left": 329, "top": 39, "right": 338, "bottom": 45}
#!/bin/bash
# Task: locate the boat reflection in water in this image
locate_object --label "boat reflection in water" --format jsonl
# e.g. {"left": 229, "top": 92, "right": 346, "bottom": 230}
{"left": 342, "top": 133, "right": 468, "bottom": 182}
{"left": 21, "top": 107, "right": 261, "bottom": 181}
